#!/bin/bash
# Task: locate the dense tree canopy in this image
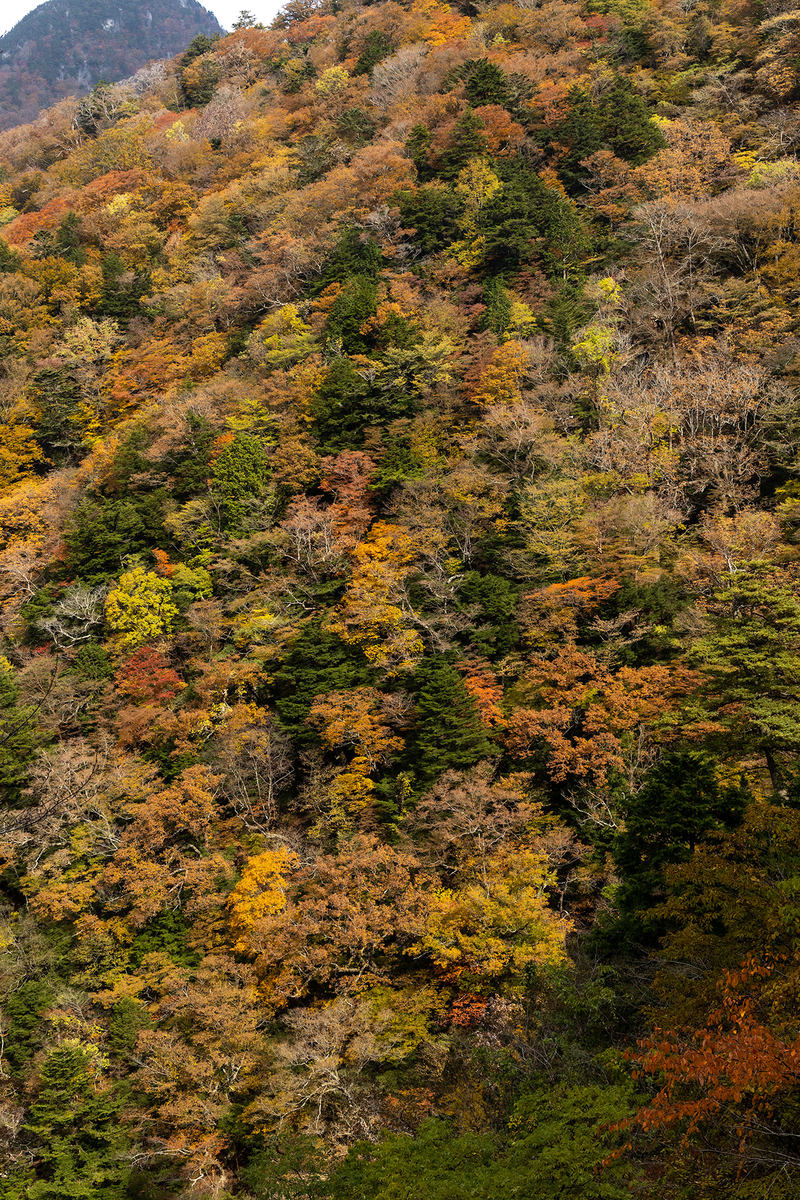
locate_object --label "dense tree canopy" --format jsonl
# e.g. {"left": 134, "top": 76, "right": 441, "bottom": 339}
{"left": 0, "top": 0, "right": 799, "bottom": 1196}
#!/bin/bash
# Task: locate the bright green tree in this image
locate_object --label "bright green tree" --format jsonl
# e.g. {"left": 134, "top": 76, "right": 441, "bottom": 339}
{"left": 211, "top": 432, "right": 271, "bottom": 530}
{"left": 23, "top": 1042, "right": 130, "bottom": 1199}
{"left": 319, "top": 1083, "right": 640, "bottom": 1199}
{"left": 689, "top": 571, "right": 800, "bottom": 787}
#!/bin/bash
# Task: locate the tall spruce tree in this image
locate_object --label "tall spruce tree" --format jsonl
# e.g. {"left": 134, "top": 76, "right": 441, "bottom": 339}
{"left": 464, "top": 59, "right": 513, "bottom": 109}
{"left": 440, "top": 109, "right": 489, "bottom": 180}
{"left": 482, "top": 277, "right": 512, "bottom": 339}
{"left": 557, "top": 87, "right": 604, "bottom": 193}
{"left": 613, "top": 750, "right": 749, "bottom": 940}
{"left": 690, "top": 572, "right": 800, "bottom": 789}
{"left": 0, "top": 660, "right": 47, "bottom": 807}
{"left": 409, "top": 657, "right": 496, "bottom": 789}
{"left": 598, "top": 77, "right": 666, "bottom": 164}
{"left": 23, "top": 1043, "right": 130, "bottom": 1199}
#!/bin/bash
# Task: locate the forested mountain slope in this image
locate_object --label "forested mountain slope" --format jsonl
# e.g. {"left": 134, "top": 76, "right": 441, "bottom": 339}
{"left": 0, "top": 0, "right": 223, "bottom": 131}
{"left": 0, "top": 1, "right": 800, "bottom": 1196}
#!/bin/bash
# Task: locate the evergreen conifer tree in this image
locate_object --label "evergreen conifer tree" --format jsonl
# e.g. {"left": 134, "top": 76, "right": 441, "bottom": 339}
{"left": 481, "top": 277, "right": 512, "bottom": 339}
{"left": 95, "top": 253, "right": 151, "bottom": 321}
{"left": 397, "top": 185, "right": 464, "bottom": 254}
{"left": 464, "top": 59, "right": 513, "bottom": 109}
{"left": 690, "top": 572, "right": 800, "bottom": 788}
{"left": 270, "top": 623, "right": 376, "bottom": 744}
{"left": 599, "top": 77, "right": 666, "bottom": 164}
{"left": 325, "top": 276, "right": 379, "bottom": 354}
{"left": 405, "top": 123, "right": 434, "bottom": 182}
{"left": 4, "top": 980, "right": 54, "bottom": 1077}
{"left": 309, "top": 357, "right": 372, "bottom": 449}
{"left": 211, "top": 431, "right": 271, "bottom": 530}
{"left": 613, "top": 750, "right": 749, "bottom": 938}
{"left": 0, "top": 660, "right": 47, "bottom": 806}
{"left": 0, "top": 237, "right": 21, "bottom": 273}
{"left": 479, "top": 157, "right": 591, "bottom": 279}
{"left": 409, "top": 657, "right": 496, "bottom": 789}
{"left": 557, "top": 87, "right": 604, "bottom": 192}
{"left": 353, "top": 30, "right": 394, "bottom": 76}
{"left": 23, "top": 1043, "right": 130, "bottom": 1199}
{"left": 440, "top": 109, "right": 489, "bottom": 181}
{"left": 311, "top": 227, "right": 383, "bottom": 294}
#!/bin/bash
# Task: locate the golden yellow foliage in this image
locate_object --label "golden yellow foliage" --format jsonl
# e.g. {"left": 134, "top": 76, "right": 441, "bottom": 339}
{"left": 105, "top": 567, "right": 179, "bottom": 652}
{"left": 410, "top": 845, "right": 571, "bottom": 992}
{"left": 228, "top": 846, "right": 300, "bottom": 952}
{"left": 325, "top": 521, "right": 424, "bottom": 674}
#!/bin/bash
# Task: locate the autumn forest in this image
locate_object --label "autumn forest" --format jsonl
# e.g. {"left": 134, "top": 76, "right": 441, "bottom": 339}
{"left": 0, "top": 0, "right": 799, "bottom": 1195}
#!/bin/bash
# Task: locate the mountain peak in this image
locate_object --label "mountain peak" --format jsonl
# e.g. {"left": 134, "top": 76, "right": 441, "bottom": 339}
{"left": 0, "top": 0, "right": 223, "bottom": 130}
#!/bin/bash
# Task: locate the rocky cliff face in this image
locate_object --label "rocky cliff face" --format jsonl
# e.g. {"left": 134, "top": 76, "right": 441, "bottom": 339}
{"left": 0, "top": 0, "right": 223, "bottom": 129}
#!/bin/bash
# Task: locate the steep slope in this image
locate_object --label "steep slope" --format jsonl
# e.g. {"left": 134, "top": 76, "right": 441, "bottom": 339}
{"left": 0, "top": 0, "right": 223, "bottom": 130}
{"left": 0, "top": 1, "right": 799, "bottom": 1197}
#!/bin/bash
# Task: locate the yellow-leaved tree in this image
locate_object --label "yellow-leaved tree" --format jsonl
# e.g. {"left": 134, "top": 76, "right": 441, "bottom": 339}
{"left": 228, "top": 846, "right": 300, "bottom": 955}
{"left": 325, "top": 521, "right": 424, "bottom": 675}
{"left": 447, "top": 156, "right": 502, "bottom": 269}
{"left": 410, "top": 845, "right": 571, "bottom": 993}
{"left": 105, "top": 567, "right": 179, "bottom": 651}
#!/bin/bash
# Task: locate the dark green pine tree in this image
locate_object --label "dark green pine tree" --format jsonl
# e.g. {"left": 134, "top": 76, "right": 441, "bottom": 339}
{"left": 440, "top": 109, "right": 489, "bottom": 181}
{"left": 479, "top": 158, "right": 551, "bottom": 273}
{"left": 613, "top": 750, "right": 749, "bottom": 939}
{"left": 0, "top": 660, "right": 47, "bottom": 807}
{"left": 540, "top": 286, "right": 590, "bottom": 354}
{"left": 352, "top": 29, "right": 394, "bottom": 76}
{"left": 464, "top": 59, "right": 513, "bottom": 109}
{"left": 94, "top": 252, "right": 151, "bottom": 321}
{"left": 324, "top": 275, "right": 379, "bottom": 354}
{"left": 309, "top": 356, "right": 372, "bottom": 450}
{"left": 480, "top": 157, "right": 592, "bottom": 283}
{"left": 481, "top": 277, "right": 512, "bottom": 339}
{"left": 108, "top": 996, "right": 153, "bottom": 1060}
{"left": 409, "top": 657, "right": 496, "bottom": 790}
{"left": 23, "top": 1043, "right": 130, "bottom": 1199}
{"left": 396, "top": 184, "right": 464, "bottom": 255}
{"left": 557, "top": 87, "right": 604, "bottom": 193}
{"left": 3, "top": 980, "right": 55, "bottom": 1078}
{"left": 27, "top": 364, "right": 83, "bottom": 464}
{"left": 537, "top": 194, "right": 593, "bottom": 285}
{"left": 598, "top": 77, "right": 666, "bottom": 165}
{"left": 270, "top": 622, "right": 376, "bottom": 745}
{"left": 0, "top": 237, "right": 22, "bottom": 273}
{"left": 457, "top": 571, "right": 521, "bottom": 658}
{"left": 62, "top": 495, "right": 168, "bottom": 584}
{"left": 405, "top": 123, "right": 434, "bottom": 182}
{"left": 159, "top": 410, "right": 216, "bottom": 500}
{"left": 310, "top": 226, "right": 383, "bottom": 294}
{"left": 52, "top": 212, "right": 87, "bottom": 266}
